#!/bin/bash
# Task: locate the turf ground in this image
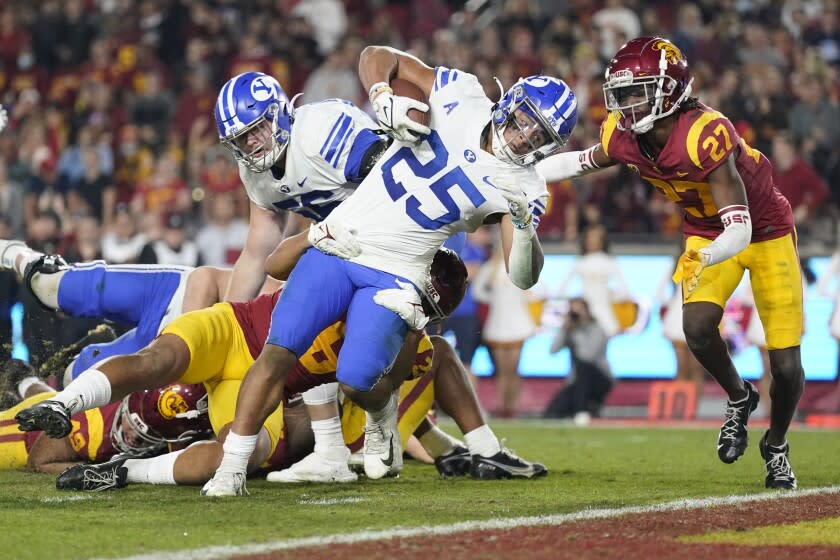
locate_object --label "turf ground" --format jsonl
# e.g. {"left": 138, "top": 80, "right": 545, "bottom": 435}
{"left": 2, "top": 421, "right": 839, "bottom": 559}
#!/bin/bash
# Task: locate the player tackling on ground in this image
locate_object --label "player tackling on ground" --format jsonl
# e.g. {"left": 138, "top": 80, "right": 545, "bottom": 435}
{"left": 537, "top": 36, "right": 801, "bottom": 489}
{"left": 191, "top": 45, "right": 577, "bottom": 495}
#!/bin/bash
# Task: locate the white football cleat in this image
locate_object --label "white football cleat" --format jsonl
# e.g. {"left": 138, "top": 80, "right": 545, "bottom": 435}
{"left": 200, "top": 471, "right": 248, "bottom": 497}
{"left": 266, "top": 451, "right": 358, "bottom": 483}
{"left": 363, "top": 423, "right": 403, "bottom": 479}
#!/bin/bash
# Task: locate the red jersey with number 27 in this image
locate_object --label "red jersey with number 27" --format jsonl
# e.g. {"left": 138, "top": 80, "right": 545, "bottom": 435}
{"left": 600, "top": 102, "right": 793, "bottom": 241}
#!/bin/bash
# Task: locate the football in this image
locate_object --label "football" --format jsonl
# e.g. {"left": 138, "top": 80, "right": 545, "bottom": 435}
{"left": 390, "top": 78, "right": 431, "bottom": 127}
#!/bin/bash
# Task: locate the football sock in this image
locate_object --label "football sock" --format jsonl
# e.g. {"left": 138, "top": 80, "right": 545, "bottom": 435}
{"left": 366, "top": 391, "right": 398, "bottom": 426}
{"left": 216, "top": 431, "right": 258, "bottom": 474}
{"left": 125, "top": 449, "right": 184, "bottom": 485}
{"left": 52, "top": 369, "right": 112, "bottom": 414}
{"left": 302, "top": 383, "right": 338, "bottom": 406}
{"left": 418, "top": 425, "right": 460, "bottom": 459}
{"left": 17, "top": 376, "right": 42, "bottom": 399}
{"left": 311, "top": 417, "right": 349, "bottom": 461}
{"left": 464, "top": 424, "right": 501, "bottom": 458}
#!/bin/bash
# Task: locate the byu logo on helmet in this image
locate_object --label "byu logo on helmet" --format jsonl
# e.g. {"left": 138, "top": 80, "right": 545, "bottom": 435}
{"left": 215, "top": 71, "right": 294, "bottom": 172}
{"left": 250, "top": 77, "right": 275, "bottom": 102}
{"left": 491, "top": 75, "right": 578, "bottom": 166}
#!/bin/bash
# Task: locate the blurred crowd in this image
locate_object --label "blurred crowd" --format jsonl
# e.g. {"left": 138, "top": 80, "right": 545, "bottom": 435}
{"left": 0, "top": 0, "right": 838, "bottom": 260}
{"left": 3, "top": 0, "right": 840, "bottom": 408}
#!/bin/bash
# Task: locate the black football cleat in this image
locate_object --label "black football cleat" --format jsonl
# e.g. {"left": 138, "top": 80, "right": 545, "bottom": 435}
{"left": 759, "top": 431, "right": 797, "bottom": 490}
{"left": 435, "top": 444, "right": 471, "bottom": 478}
{"left": 15, "top": 400, "right": 73, "bottom": 438}
{"left": 57, "top": 457, "right": 128, "bottom": 492}
{"left": 717, "top": 381, "right": 760, "bottom": 464}
{"left": 470, "top": 448, "right": 548, "bottom": 480}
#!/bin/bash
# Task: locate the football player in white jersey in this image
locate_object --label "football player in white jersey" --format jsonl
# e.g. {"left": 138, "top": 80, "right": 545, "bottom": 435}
{"left": 214, "top": 71, "right": 393, "bottom": 302}
{"left": 202, "top": 45, "right": 579, "bottom": 496}
{"left": 214, "top": 72, "right": 399, "bottom": 482}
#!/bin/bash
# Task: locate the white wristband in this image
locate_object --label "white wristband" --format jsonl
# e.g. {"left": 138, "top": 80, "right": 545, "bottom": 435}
{"left": 368, "top": 81, "right": 392, "bottom": 103}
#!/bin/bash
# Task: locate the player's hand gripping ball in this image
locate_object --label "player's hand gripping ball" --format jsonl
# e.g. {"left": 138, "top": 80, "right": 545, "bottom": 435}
{"left": 369, "top": 78, "right": 431, "bottom": 143}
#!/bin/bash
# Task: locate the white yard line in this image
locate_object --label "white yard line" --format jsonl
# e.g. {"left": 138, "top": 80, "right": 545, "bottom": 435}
{"left": 106, "top": 485, "right": 840, "bottom": 560}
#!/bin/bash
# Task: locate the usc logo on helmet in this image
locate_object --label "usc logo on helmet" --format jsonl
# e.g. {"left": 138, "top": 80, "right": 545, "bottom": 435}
{"left": 652, "top": 40, "right": 683, "bottom": 65}
{"left": 157, "top": 387, "right": 190, "bottom": 420}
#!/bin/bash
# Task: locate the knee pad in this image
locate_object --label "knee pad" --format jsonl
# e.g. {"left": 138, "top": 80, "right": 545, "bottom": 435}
{"left": 23, "top": 254, "right": 69, "bottom": 311}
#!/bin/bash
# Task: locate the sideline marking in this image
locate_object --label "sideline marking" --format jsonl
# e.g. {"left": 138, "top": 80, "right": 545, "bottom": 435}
{"left": 296, "top": 496, "right": 365, "bottom": 506}
{"left": 40, "top": 495, "right": 97, "bottom": 503}
{"left": 105, "top": 486, "right": 840, "bottom": 560}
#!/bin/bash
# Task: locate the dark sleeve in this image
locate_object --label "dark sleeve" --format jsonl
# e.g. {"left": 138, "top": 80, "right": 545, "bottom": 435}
{"left": 344, "top": 131, "right": 391, "bottom": 183}
{"left": 137, "top": 243, "right": 158, "bottom": 264}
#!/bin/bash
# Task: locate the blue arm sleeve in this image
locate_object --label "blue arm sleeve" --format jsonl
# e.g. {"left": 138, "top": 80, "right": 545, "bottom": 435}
{"left": 344, "top": 128, "right": 387, "bottom": 183}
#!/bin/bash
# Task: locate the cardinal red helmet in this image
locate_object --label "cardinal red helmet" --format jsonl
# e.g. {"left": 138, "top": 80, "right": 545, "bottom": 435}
{"left": 603, "top": 36, "right": 693, "bottom": 133}
{"left": 111, "top": 383, "right": 212, "bottom": 456}
{"left": 422, "top": 247, "right": 468, "bottom": 324}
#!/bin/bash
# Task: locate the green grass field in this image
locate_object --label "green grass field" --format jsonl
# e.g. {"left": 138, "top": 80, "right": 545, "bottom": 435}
{"left": 2, "top": 421, "right": 839, "bottom": 560}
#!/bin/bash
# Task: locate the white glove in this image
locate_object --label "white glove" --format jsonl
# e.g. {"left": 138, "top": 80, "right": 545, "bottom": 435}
{"left": 493, "top": 172, "right": 532, "bottom": 228}
{"left": 374, "top": 279, "right": 429, "bottom": 331}
{"left": 0, "top": 105, "right": 8, "bottom": 133}
{"left": 370, "top": 84, "right": 431, "bottom": 143}
{"left": 308, "top": 221, "right": 361, "bottom": 260}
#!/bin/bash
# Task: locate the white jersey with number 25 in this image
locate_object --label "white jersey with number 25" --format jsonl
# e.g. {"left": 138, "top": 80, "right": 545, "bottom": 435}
{"left": 324, "top": 67, "right": 549, "bottom": 288}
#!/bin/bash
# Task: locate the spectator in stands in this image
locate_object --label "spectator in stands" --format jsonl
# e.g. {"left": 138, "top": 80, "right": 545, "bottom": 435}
{"left": 67, "top": 147, "right": 116, "bottom": 226}
{"left": 196, "top": 192, "right": 248, "bottom": 267}
{"left": 545, "top": 297, "right": 613, "bottom": 425}
{"left": 0, "top": 159, "right": 24, "bottom": 238}
{"left": 128, "top": 70, "right": 175, "bottom": 147}
{"left": 101, "top": 204, "right": 146, "bottom": 264}
{"left": 138, "top": 211, "right": 200, "bottom": 267}
{"left": 772, "top": 131, "right": 830, "bottom": 236}
{"left": 57, "top": 125, "right": 114, "bottom": 190}
{"left": 131, "top": 153, "right": 190, "bottom": 214}
{"left": 63, "top": 215, "right": 102, "bottom": 263}
{"left": 0, "top": 215, "right": 18, "bottom": 358}
{"left": 473, "top": 238, "right": 543, "bottom": 418}
{"left": 301, "top": 45, "right": 360, "bottom": 105}
{"left": 788, "top": 72, "right": 840, "bottom": 177}
{"left": 557, "top": 224, "right": 630, "bottom": 339}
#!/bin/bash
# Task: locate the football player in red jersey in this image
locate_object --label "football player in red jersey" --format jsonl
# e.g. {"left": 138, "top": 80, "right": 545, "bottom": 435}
{"left": 0, "top": 362, "right": 210, "bottom": 474}
{"left": 537, "top": 36, "right": 801, "bottom": 489}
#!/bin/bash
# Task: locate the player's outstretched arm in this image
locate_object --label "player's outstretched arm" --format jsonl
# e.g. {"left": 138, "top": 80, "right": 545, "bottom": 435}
{"left": 535, "top": 143, "right": 615, "bottom": 183}
{"left": 224, "top": 201, "right": 285, "bottom": 302}
{"left": 27, "top": 435, "right": 83, "bottom": 474}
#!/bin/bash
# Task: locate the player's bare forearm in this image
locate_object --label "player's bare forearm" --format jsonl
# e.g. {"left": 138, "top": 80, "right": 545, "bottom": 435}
{"left": 26, "top": 435, "right": 81, "bottom": 473}
{"left": 359, "top": 46, "right": 435, "bottom": 97}
{"left": 265, "top": 231, "right": 310, "bottom": 280}
{"left": 708, "top": 155, "right": 748, "bottom": 208}
{"left": 224, "top": 249, "right": 267, "bottom": 302}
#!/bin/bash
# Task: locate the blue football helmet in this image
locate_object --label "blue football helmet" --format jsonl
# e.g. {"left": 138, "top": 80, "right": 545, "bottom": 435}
{"left": 214, "top": 71, "right": 293, "bottom": 172}
{"left": 491, "top": 75, "right": 578, "bottom": 166}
